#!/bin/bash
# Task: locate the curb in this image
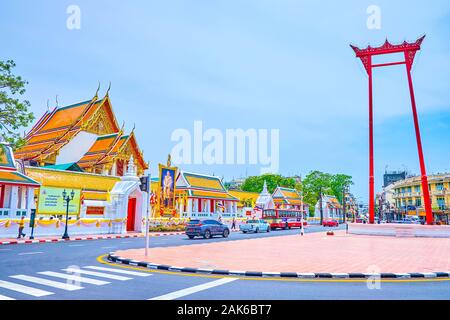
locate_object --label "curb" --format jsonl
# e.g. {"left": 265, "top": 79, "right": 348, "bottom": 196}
{"left": 107, "top": 253, "right": 450, "bottom": 280}
{"left": 0, "top": 232, "right": 186, "bottom": 246}
{"left": 0, "top": 229, "right": 241, "bottom": 246}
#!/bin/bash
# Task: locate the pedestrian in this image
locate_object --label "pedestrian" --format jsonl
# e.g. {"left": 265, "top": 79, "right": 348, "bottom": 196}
{"left": 231, "top": 217, "right": 236, "bottom": 230}
{"left": 218, "top": 215, "right": 222, "bottom": 223}
{"left": 17, "top": 216, "right": 26, "bottom": 239}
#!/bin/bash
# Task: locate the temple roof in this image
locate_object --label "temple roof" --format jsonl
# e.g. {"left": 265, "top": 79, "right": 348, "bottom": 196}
{"left": 14, "top": 90, "right": 147, "bottom": 173}
{"left": 15, "top": 94, "right": 120, "bottom": 162}
{"left": 0, "top": 144, "right": 16, "bottom": 170}
{"left": 177, "top": 171, "right": 238, "bottom": 201}
{"left": 272, "top": 186, "right": 302, "bottom": 205}
{"left": 0, "top": 143, "right": 40, "bottom": 187}
{"left": 77, "top": 131, "right": 147, "bottom": 171}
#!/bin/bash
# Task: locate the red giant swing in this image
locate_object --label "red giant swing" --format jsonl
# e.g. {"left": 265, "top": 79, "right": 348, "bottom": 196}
{"left": 351, "top": 35, "right": 433, "bottom": 225}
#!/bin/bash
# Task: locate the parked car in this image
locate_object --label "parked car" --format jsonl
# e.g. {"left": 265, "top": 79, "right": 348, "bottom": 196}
{"left": 322, "top": 219, "right": 339, "bottom": 227}
{"left": 355, "top": 217, "right": 368, "bottom": 224}
{"left": 185, "top": 219, "right": 230, "bottom": 239}
{"left": 239, "top": 219, "right": 270, "bottom": 233}
{"left": 395, "top": 216, "right": 422, "bottom": 224}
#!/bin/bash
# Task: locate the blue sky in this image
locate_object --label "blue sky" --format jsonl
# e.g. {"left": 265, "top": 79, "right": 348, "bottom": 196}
{"left": 1, "top": 0, "right": 450, "bottom": 202}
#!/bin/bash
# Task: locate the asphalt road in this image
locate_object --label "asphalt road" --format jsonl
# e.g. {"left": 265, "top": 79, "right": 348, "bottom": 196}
{"left": 0, "top": 225, "right": 449, "bottom": 300}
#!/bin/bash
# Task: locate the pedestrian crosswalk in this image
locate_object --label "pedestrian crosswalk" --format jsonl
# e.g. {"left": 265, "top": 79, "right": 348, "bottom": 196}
{"left": 10, "top": 275, "right": 83, "bottom": 291}
{"left": 0, "top": 265, "right": 151, "bottom": 300}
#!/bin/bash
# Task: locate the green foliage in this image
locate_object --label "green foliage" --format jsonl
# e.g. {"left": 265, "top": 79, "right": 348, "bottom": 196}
{"left": 241, "top": 173, "right": 296, "bottom": 194}
{"left": 301, "top": 171, "right": 353, "bottom": 213}
{"left": 330, "top": 174, "right": 353, "bottom": 203}
{"left": 240, "top": 198, "right": 254, "bottom": 207}
{"left": 0, "top": 60, "right": 34, "bottom": 149}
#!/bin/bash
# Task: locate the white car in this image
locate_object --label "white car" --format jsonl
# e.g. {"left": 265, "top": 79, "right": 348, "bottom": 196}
{"left": 239, "top": 219, "right": 270, "bottom": 233}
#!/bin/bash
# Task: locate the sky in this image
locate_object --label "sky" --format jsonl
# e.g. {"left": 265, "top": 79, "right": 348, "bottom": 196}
{"left": 1, "top": 0, "right": 450, "bottom": 203}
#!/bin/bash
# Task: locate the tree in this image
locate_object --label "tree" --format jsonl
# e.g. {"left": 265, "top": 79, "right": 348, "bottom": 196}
{"left": 239, "top": 198, "right": 254, "bottom": 207}
{"left": 302, "top": 171, "right": 332, "bottom": 221}
{"left": 0, "top": 60, "right": 34, "bottom": 149}
{"left": 330, "top": 174, "right": 354, "bottom": 204}
{"left": 241, "top": 174, "right": 296, "bottom": 194}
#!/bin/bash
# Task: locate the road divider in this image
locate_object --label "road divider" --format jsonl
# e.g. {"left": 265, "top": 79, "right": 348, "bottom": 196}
{"left": 107, "top": 253, "right": 450, "bottom": 280}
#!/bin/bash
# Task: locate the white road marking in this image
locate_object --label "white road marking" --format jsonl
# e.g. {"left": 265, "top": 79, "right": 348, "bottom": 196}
{"left": 148, "top": 277, "right": 238, "bottom": 300}
{"left": 38, "top": 271, "right": 110, "bottom": 285}
{"left": 84, "top": 266, "right": 151, "bottom": 277}
{"left": 0, "top": 280, "right": 53, "bottom": 297}
{"left": 101, "top": 246, "right": 116, "bottom": 249}
{"left": 62, "top": 268, "right": 132, "bottom": 281}
{"left": 68, "top": 244, "right": 85, "bottom": 247}
{"left": 10, "top": 275, "right": 83, "bottom": 291}
{"left": 0, "top": 294, "right": 15, "bottom": 300}
{"left": 18, "top": 251, "right": 43, "bottom": 256}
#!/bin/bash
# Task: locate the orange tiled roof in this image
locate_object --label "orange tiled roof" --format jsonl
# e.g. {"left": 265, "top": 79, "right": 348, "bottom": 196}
{"left": 178, "top": 172, "right": 238, "bottom": 201}
{"left": 77, "top": 131, "right": 148, "bottom": 171}
{"left": 183, "top": 173, "right": 224, "bottom": 191}
{"left": 0, "top": 170, "right": 40, "bottom": 186}
{"left": 15, "top": 96, "right": 120, "bottom": 161}
{"left": 273, "top": 187, "right": 302, "bottom": 206}
{"left": 77, "top": 133, "right": 121, "bottom": 169}
{"left": 190, "top": 190, "right": 238, "bottom": 201}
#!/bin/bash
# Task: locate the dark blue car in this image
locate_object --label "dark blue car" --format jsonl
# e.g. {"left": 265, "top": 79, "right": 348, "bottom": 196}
{"left": 185, "top": 219, "right": 230, "bottom": 239}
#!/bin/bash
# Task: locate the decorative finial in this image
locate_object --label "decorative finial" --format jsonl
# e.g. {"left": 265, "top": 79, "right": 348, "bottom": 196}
{"left": 47, "top": 99, "right": 50, "bottom": 111}
{"left": 94, "top": 82, "right": 100, "bottom": 98}
{"left": 55, "top": 95, "right": 59, "bottom": 107}
{"left": 106, "top": 81, "right": 111, "bottom": 97}
{"left": 167, "top": 154, "right": 171, "bottom": 167}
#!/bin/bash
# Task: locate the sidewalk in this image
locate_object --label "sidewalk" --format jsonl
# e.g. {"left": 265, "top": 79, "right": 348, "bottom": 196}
{"left": 0, "top": 228, "right": 242, "bottom": 246}
{"left": 0, "top": 231, "right": 185, "bottom": 246}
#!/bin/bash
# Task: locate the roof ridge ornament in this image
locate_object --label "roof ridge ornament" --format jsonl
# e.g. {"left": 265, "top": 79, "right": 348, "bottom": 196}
{"left": 94, "top": 82, "right": 100, "bottom": 99}
{"left": 105, "top": 81, "right": 111, "bottom": 97}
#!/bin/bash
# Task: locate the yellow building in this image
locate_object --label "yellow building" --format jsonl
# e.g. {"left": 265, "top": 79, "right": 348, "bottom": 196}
{"left": 392, "top": 173, "right": 450, "bottom": 223}
{"left": 228, "top": 190, "right": 260, "bottom": 217}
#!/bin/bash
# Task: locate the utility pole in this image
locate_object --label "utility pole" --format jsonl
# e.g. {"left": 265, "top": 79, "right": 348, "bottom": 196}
{"left": 145, "top": 162, "right": 151, "bottom": 257}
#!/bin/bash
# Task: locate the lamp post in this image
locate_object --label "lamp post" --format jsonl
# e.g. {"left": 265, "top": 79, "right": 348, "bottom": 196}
{"left": 62, "top": 189, "right": 75, "bottom": 240}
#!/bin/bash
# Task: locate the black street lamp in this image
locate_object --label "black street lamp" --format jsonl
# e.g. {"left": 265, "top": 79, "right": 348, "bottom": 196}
{"left": 62, "top": 189, "right": 75, "bottom": 240}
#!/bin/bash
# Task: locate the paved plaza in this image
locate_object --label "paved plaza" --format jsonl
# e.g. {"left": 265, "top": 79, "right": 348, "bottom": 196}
{"left": 115, "top": 230, "right": 450, "bottom": 273}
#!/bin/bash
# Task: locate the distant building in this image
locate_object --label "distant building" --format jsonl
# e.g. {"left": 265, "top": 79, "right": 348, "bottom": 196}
{"left": 391, "top": 173, "right": 450, "bottom": 224}
{"left": 224, "top": 177, "right": 246, "bottom": 190}
{"left": 383, "top": 171, "right": 407, "bottom": 187}
{"left": 314, "top": 195, "right": 342, "bottom": 221}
